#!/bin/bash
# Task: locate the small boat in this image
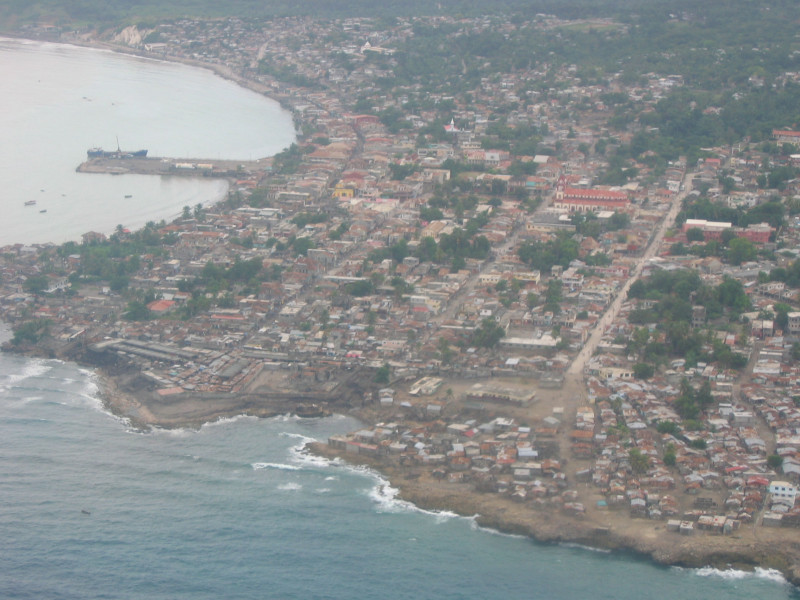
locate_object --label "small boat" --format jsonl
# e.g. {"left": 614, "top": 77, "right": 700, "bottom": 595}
{"left": 39, "top": 209, "right": 47, "bottom": 213}
{"left": 81, "top": 509, "right": 91, "bottom": 515}
{"left": 24, "top": 200, "right": 36, "bottom": 206}
{"left": 124, "top": 194, "right": 132, "bottom": 199}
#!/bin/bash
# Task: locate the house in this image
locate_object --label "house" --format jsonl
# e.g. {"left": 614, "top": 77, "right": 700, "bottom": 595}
{"left": 769, "top": 481, "right": 799, "bottom": 506}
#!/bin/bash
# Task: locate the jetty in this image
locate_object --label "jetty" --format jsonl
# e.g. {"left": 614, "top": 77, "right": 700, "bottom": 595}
{"left": 76, "top": 156, "right": 268, "bottom": 178}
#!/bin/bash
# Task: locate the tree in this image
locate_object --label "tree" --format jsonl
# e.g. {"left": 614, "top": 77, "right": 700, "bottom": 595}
{"left": 656, "top": 421, "right": 679, "bottom": 435}
{"left": 686, "top": 227, "right": 705, "bottom": 242}
{"left": 633, "top": 363, "right": 655, "bottom": 379}
{"left": 438, "top": 337, "right": 455, "bottom": 364}
{"left": 663, "top": 447, "right": 677, "bottom": 467}
{"left": 11, "top": 319, "right": 50, "bottom": 346}
{"left": 727, "top": 237, "right": 756, "bottom": 265}
{"left": 22, "top": 275, "right": 49, "bottom": 295}
{"left": 628, "top": 448, "right": 650, "bottom": 474}
{"left": 767, "top": 454, "right": 784, "bottom": 470}
{"left": 374, "top": 363, "right": 390, "bottom": 384}
{"left": 470, "top": 318, "right": 505, "bottom": 348}
{"left": 123, "top": 300, "right": 151, "bottom": 321}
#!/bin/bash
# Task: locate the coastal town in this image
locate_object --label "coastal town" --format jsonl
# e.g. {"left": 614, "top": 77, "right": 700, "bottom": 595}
{"left": 6, "top": 9, "right": 800, "bottom": 582}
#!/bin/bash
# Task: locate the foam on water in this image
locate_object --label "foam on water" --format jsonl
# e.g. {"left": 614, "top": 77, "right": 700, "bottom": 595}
{"left": 274, "top": 413, "right": 302, "bottom": 422}
{"left": 469, "top": 519, "right": 528, "bottom": 540}
{"left": 692, "top": 566, "right": 789, "bottom": 584}
{"left": 560, "top": 542, "right": 612, "bottom": 554}
{"left": 360, "top": 470, "right": 458, "bottom": 522}
{"left": 5, "top": 359, "right": 51, "bottom": 386}
{"left": 277, "top": 482, "right": 302, "bottom": 491}
{"left": 200, "top": 414, "right": 258, "bottom": 429}
{"left": 252, "top": 462, "right": 302, "bottom": 472}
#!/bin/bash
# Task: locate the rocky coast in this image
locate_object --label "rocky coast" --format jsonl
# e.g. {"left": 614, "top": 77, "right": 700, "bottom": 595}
{"left": 81, "top": 364, "right": 800, "bottom": 587}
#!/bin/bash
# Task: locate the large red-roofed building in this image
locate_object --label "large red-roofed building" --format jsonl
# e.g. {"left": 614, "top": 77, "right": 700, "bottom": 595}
{"left": 553, "top": 176, "right": 629, "bottom": 213}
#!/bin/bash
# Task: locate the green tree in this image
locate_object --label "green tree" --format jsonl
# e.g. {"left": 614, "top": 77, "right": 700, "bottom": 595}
{"left": 628, "top": 448, "right": 650, "bottom": 474}
{"left": 633, "top": 363, "right": 655, "bottom": 380}
{"left": 23, "top": 275, "right": 49, "bottom": 295}
{"left": 374, "top": 363, "right": 390, "bottom": 384}
{"left": 470, "top": 318, "right": 505, "bottom": 348}
{"left": 686, "top": 227, "right": 705, "bottom": 242}
{"left": 727, "top": 237, "right": 756, "bottom": 265}
{"left": 767, "top": 454, "right": 784, "bottom": 470}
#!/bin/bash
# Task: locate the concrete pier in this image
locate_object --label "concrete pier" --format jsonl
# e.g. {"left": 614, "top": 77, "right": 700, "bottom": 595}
{"left": 76, "top": 156, "right": 268, "bottom": 178}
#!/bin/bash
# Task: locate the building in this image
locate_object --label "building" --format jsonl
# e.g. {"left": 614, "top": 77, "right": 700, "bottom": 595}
{"left": 773, "top": 129, "right": 800, "bottom": 144}
{"left": 553, "top": 176, "right": 628, "bottom": 213}
{"left": 769, "top": 481, "right": 799, "bottom": 506}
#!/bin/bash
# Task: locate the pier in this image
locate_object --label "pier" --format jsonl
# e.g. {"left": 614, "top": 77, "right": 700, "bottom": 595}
{"left": 76, "top": 156, "right": 268, "bottom": 178}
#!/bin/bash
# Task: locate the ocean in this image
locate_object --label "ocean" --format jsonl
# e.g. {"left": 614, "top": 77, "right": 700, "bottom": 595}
{"left": 0, "top": 336, "right": 798, "bottom": 599}
{"left": 0, "top": 39, "right": 799, "bottom": 600}
{"left": 0, "top": 37, "right": 295, "bottom": 246}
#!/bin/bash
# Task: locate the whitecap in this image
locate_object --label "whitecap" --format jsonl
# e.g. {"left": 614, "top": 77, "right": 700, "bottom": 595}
{"left": 324, "top": 476, "right": 338, "bottom": 481}
{"left": 273, "top": 413, "right": 301, "bottom": 423}
{"left": 560, "top": 542, "right": 611, "bottom": 554}
{"left": 366, "top": 477, "right": 458, "bottom": 522}
{"left": 315, "top": 488, "right": 331, "bottom": 494}
{"left": 280, "top": 431, "right": 315, "bottom": 441}
{"left": 201, "top": 414, "right": 258, "bottom": 429}
{"left": 146, "top": 426, "right": 194, "bottom": 438}
{"left": 692, "top": 566, "right": 788, "bottom": 584}
{"left": 252, "top": 462, "right": 302, "bottom": 471}
{"left": 469, "top": 519, "right": 528, "bottom": 540}
{"left": 6, "top": 360, "right": 51, "bottom": 385}
{"left": 277, "top": 482, "right": 302, "bottom": 491}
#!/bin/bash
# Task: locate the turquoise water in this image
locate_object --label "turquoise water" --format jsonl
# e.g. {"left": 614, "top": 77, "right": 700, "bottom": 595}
{"left": 0, "top": 37, "right": 295, "bottom": 246}
{"left": 0, "top": 346, "right": 798, "bottom": 599}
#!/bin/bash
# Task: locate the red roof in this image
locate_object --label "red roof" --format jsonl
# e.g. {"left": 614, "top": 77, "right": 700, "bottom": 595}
{"left": 147, "top": 299, "right": 175, "bottom": 313}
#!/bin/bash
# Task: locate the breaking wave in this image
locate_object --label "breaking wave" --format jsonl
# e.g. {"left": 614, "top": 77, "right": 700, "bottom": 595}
{"left": 252, "top": 462, "right": 302, "bottom": 471}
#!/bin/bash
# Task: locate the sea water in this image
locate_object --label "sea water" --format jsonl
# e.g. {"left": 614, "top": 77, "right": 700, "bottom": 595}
{"left": 0, "top": 37, "right": 295, "bottom": 246}
{"left": 0, "top": 344, "right": 798, "bottom": 599}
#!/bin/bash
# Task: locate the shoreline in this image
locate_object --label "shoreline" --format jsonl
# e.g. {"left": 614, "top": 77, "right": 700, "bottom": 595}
{"left": 308, "top": 440, "right": 800, "bottom": 587}
{"left": 8, "top": 330, "right": 800, "bottom": 587}
{"left": 2, "top": 31, "right": 799, "bottom": 591}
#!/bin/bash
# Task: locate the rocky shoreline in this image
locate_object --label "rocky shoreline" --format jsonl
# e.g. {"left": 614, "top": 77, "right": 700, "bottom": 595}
{"left": 71, "top": 333, "right": 800, "bottom": 589}
{"left": 308, "top": 441, "right": 800, "bottom": 587}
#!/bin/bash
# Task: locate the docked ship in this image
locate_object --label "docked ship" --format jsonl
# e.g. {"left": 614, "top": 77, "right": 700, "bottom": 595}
{"left": 87, "top": 137, "right": 147, "bottom": 159}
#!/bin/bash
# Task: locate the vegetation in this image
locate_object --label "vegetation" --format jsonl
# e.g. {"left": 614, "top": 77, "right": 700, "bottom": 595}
{"left": 627, "top": 270, "right": 750, "bottom": 370}
{"left": 11, "top": 319, "right": 51, "bottom": 346}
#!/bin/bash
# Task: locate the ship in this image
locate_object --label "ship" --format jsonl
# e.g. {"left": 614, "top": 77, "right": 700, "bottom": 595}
{"left": 87, "top": 136, "right": 147, "bottom": 159}
{"left": 87, "top": 147, "right": 148, "bottom": 159}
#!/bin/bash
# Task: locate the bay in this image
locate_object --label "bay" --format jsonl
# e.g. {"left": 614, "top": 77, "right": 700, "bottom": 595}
{"left": 0, "top": 37, "right": 295, "bottom": 246}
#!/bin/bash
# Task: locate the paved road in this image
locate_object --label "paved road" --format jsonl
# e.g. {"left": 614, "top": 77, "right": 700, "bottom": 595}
{"left": 567, "top": 173, "right": 694, "bottom": 377}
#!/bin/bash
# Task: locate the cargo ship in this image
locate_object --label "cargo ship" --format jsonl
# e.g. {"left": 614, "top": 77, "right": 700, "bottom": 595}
{"left": 87, "top": 137, "right": 147, "bottom": 159}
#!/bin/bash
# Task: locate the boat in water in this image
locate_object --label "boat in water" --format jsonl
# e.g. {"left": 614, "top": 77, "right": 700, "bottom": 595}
{"left": 24, "top": 200, "right": 36, "bottom": 206}
{"left": 87, "top": 136, "right": 147, "bottom": 159}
